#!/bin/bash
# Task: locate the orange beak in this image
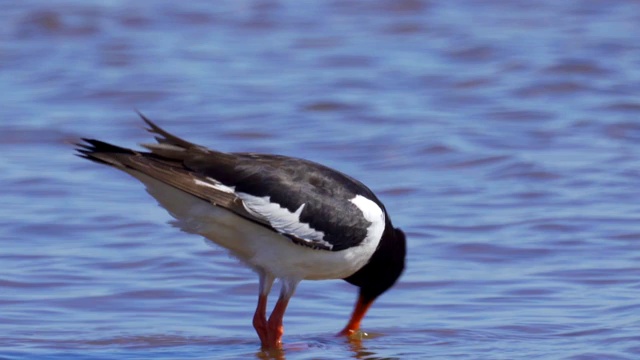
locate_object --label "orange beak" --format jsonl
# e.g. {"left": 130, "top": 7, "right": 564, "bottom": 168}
{"left": 338, "top": 295, "right": 373, "bottom": 336}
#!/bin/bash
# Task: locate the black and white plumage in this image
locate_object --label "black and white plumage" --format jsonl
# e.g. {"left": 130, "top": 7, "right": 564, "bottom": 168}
{"left": 76, "top": 113, "right": 406, "bottom": 348}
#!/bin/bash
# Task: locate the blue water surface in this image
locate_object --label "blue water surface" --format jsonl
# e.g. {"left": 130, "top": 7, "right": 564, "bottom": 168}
{"left": 2, "top": 0, "right": 640, "bottom": 359}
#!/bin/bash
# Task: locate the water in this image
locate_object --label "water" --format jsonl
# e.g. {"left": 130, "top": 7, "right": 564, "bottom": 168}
{"left": 2, "top": 0, "right": 640, "bottom": 358}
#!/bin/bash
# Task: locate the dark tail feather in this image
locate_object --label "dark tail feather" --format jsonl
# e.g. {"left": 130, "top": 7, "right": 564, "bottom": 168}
{"left": 75, "top": 138, "right": 136, "bottom": 166}
{"left": 76, "top": 112, "right": 210, "bottom": 167}
{"left": 136, "top": 111, "right": 201, "bottom": 150}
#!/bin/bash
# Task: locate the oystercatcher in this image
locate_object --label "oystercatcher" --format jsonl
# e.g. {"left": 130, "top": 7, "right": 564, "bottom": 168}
{"left": 75, "top": 113, "right": 406, "bottom": 348}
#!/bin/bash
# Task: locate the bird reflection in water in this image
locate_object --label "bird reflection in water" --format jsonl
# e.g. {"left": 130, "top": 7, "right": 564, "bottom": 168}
{"left": 253, "top": 331, "right": 378, "bottom": 360}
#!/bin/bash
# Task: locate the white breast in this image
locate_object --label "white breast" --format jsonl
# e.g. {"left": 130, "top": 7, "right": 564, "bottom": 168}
{"left": 126, "top": 170, "right": 386, "bottom": 281}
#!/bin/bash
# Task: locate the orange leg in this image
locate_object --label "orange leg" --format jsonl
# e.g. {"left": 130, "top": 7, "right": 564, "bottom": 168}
{"left": 253, "top": 272, "right": 274, "bottom": 347}
{"left": 266, "top": 294, "right": 291, "bottom": 347}
{"left": 263, "top": 279, "right": 299, "bottom": 349}
{"left": 338, "top": 295, "right": 373, "bottom": 336}
{"left": 252, "top": 294, "right": 269, "bottom": 345}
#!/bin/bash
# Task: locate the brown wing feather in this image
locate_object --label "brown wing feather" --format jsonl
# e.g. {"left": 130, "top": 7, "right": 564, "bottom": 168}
{"left": 76, "top": 138, "right": 270, "bottom": 229}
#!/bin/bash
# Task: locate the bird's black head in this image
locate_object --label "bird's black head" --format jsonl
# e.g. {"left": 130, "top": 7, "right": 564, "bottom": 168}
{"left": 344, "top": 220, "right": 407, "bottom": 305}
{"left": 339, "top": 221, "right": 406, "bottom": 335}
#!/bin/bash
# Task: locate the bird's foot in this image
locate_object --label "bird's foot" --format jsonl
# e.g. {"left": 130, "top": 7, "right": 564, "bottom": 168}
{"left": 337, "top": 327, "right": 368, "bottom": 339}
{"left": 253, "top": 316, "right": 269, "bottom": 345}
{"left": 261, "top": 323, "right": 284, "bottom": 349}
{"left": 337, "top": 328, "right": 355, "bottom": 337}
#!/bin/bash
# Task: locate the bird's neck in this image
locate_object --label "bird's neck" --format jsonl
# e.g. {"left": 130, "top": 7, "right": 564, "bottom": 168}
{"left": 343, "top": 220, "right": 406, "bottom": 303}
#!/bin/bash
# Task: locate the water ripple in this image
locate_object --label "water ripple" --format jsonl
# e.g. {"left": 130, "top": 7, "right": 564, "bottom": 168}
{"left": 3, "top": 0, "right": 640, "bottom": 359}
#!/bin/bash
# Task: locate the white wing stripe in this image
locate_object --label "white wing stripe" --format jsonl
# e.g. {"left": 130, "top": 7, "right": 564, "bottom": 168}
{"left": 193, "top": 178, "right": 236, "bottom": 194}
{"left": 237, "top": 192, "right": 332, "bottom": 248}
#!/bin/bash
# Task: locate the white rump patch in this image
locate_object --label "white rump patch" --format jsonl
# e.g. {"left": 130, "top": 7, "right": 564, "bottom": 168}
{"left": 193, "top": 178, "right": 236, "bottom": 194}
{"left": 350, "top": 195, "right": 385, "bottom": 246}
{"left": 237, "top": 192, "right": 331, "bottom": 249}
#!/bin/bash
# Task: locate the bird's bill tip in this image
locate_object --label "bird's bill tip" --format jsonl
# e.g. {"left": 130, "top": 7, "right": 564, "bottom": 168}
{"left": 338, "top": 294, "right": 373, "bottom": 337}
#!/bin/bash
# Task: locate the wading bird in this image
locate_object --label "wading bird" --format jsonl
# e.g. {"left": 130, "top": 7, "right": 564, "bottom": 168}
{"left": 76, "top": 113, "right": 406, "bottom": 348}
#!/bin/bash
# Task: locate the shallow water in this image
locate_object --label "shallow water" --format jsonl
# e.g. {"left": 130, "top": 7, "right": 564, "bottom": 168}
{"left": 2, "top": 0, "right": 640, "bottom": 359}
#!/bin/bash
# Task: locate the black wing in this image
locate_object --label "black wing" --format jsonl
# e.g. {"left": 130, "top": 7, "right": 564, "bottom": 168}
{"left": 76, "top": 113, "right": 381, "bottom": 251}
